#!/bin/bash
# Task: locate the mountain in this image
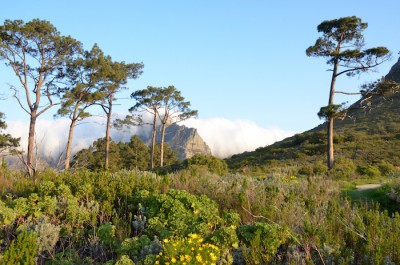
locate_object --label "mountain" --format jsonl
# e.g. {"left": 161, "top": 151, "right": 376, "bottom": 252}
{"left": 139, "top": 124, "right": 212, "bottom": 160}
{"left": 227, "top": 59, "right": 400, "bottom": 174}
{"left": 386, "top": 57, "right": 400, "bottom": 82}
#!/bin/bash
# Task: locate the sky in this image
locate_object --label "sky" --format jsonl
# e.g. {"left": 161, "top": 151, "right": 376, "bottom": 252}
{"left": 1, "top": 1, "right": 400, "bottom": 158}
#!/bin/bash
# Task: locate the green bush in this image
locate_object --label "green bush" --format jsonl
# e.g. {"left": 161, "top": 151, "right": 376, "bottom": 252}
{"left": 184, "top": 154, "right": 228, "bottom": 176}
{"left": 238, "top": 222, "right": 288, "bottom": 263}
{"left": 331, "top": 157, "right": 356, "bottom": 179}
{"left": 1, "top": 230, "right": 38, "bottom": 264}
{"left": 356, "top": 165, "right": 381, "bottom": 178}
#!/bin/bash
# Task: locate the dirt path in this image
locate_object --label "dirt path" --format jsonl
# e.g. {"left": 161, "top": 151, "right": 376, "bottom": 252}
{"left": 356, "top": 183, "right": 382, "bottom": 191}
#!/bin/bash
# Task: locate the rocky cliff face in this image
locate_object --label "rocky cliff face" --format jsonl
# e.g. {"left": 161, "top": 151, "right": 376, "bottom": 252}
{"left": 385, "top": 57, "right": 400, "bottom": 82}
{"left": 139, "top": 124, "right": 212, "bottom": 160}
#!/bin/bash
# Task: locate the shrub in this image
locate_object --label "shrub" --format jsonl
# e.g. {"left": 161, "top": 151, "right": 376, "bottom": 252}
{"left": 377, "top": 160, "right": 396, "bottom": 176}
{"left": 238, "top": 222, "right": 288, "bottom": 263}
{"left": 184, "top": 154, "right": 228, "bottom": 176}
{"left": 1, "top": 230, "right": 38, "bottom": 264}
{"left": 331, "top": 157, "right": 356, "bottom": 179}
{"left": 155, "top": 234, "right": 221, "bottom": 265}
{"left": 356, "top": 165, "right": 381, "bottom": 178}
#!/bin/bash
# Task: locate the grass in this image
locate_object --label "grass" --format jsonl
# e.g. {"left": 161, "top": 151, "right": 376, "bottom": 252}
{"left": 344, "top": 184, "right": 400, "bottom": 215}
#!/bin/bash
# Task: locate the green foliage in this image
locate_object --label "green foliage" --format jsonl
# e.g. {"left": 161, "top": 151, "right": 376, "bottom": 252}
{"left": 238, "top": 222, "right": 288, "bottom": 262}
{"left": 97, "top": 222, "right": 116, "bottom": 246}
{"left": 1, "top": 230, "right": 38, "bottom": 264}
{"left": 118, "top": 135, "right": 150, "bottom": 171}
{"left": 184, "top": 154, "right": 228, "bottom": 176}
{"left": 331, "top": 157, "right": 356, "bottom": 179}
{"left": 356, "top": 165, "right": 381, "bottom": 178}
{"left": 73, "top": 137, "right": 180, "bottom": 172}
{"left": 134, "top": 189, "right": 223, "bottom": 239}
{"left": 0, "top": 165, "right": 399, "bottom": 263}
{"left": 153, "top": 144, "right": 180, "bottom": 168}
{"left": 0, "top": 112, "right": 20, "bottom": 155}
{"left": 118, "top": 235, "right": 162, "bottom": 264}
{"left": 115, "top": 255, "right": 135, "bottom": 265}
{"left": 318, "top": 104, "right": 343, "bottom": 120}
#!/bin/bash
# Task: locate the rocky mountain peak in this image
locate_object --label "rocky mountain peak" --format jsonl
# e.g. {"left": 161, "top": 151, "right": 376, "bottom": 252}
{"left": 385, "top": 57, "right": 400, "bottom": 82}
{"left": 139, "top": 124, "right": 212, "bottom": 159}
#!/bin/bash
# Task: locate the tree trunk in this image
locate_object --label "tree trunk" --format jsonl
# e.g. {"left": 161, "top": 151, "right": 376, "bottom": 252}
{"left": 64, "top": 119, "right": 77, "bottom": 170}
{"left": 150, "top": 112, "right": 157, "bottom": 169}
{"left": 327, "top": 117, "right": 334, "bottom": 169}
{"left": 27, "top": 112, "right": 37, "bottom": 177}
{"left": 104, "top": 95, "right": 113, "bottom": 170}
{"left": 327, "top": 58, "right": 338, "bottom": 170}
{"left": 160, "top": 123, "right": 167, "bottom": 167}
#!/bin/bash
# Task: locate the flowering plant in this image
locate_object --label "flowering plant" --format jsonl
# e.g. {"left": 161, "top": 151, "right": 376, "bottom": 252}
{"left": 155, "top": 233, "right": 220, "bottom": 265}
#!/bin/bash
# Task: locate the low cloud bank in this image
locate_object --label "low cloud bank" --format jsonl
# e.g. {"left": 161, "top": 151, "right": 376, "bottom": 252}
{"left": 182, "top": 118, "right": 294, "bottom": 158}
{"left": 4, "top": 116, "right": 294, "bottom": 163}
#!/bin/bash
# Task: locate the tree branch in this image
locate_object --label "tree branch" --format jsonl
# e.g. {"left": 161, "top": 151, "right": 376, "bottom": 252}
{"left": 10, "top": 85, "right": 30, "bottom": 115}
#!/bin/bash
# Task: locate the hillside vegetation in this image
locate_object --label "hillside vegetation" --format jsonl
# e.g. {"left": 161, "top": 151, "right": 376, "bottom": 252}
{"left": 227, "top": 88, "right": 400, "bottom": 180}
{"left": 1, "top": 167, "right": 400, "bottom": 264}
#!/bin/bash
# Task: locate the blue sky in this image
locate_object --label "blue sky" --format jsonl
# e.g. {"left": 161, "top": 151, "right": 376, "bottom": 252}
{"left": 1, "top": 0, "right": 399, "bottom": 134}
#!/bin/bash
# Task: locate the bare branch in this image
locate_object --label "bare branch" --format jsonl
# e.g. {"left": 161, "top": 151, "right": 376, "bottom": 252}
{"left": 335, "top": 91, "right": 361, "bottom": 95}
{"left": 10, "top": 85, "right": 30, "bottom": 114}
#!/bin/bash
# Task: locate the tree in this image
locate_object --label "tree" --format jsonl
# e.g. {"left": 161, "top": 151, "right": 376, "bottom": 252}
{"left": 155, "top": 86, "right": 197, "bottom": 167}
{"left": 130, "top": 87, "right": 163, "bottom": 169}
{"left": 72, "top": 137, "right": 120, "bottom": 171}
{"left": 98, "top": 59, "right": 143, "bottom": 170}
{"left": 306, "top": 16, "right": 390, "bottom": 169}
{"left": 153, "top": 143, "right": 179, "bottom": 167}
{"left": 56, "top": 44, "right": 108, "bottom": 170}
{"left": 0, "top": 19, "right": 82, "bottom": 176}
{"left": 118, "top": 135, "right": 150, "bottom": 171}
{"left": 0, "top": 112, "right": 20, "bottom": 155}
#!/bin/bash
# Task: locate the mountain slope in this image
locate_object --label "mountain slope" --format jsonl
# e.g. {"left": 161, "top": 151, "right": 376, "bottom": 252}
{"left": 227, "top": 60, "right": 400, "bottom": 174}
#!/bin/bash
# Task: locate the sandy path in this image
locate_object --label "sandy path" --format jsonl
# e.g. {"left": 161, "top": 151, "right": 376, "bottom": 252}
{"left": 356, "top": 183, "right": 382, "bottom": 191}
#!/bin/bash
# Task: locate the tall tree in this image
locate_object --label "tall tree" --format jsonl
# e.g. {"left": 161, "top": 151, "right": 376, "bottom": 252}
{"left": 130, "top": 87, "right": 163, "bottom": 169}
{"left": 156, "top": 86, "right": 197, "bottom": 167}
{"left": 0, "top": 112, "right": 20, "bottom": 155}
{"left": 99, "top": 60, "right": 143, "bottom": 169}
{"left": 306, "top": 16, "right": 390, "bottom": 169}
{"left": 0, "top": 19, "right": 81, "bottom": 176}
{"left": 56, "top": 44, "right": 107, "bottom": 169}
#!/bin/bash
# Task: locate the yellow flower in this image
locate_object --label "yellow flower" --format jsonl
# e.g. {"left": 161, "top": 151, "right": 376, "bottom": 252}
{"left": 163, "top": 238, "right": 170, "bottom": 243}
{"left": 196, "top": 254, "right": 202, "bottom": 262}
{"left": 171, "top": 257, "right": 177, "bottom": 263}
{"left": 189, "top": 233, "right": 198, "bottom": 239}
{"left": 210, "top": 253, "right": 218, "bottom": 261}
{"left": 155, "top": 261, "right": 160, "bottom": 264}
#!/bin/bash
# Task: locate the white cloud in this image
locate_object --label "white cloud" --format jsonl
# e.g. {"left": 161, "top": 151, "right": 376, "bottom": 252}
{"left": 182, "top": 118, "right": 295, "bottom": 158}
{"left": 4, "top": 116, "right": 295, "bottom": 164}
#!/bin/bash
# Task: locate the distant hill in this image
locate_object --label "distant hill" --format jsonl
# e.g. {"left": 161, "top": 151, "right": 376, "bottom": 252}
{"left": 227, "top": 59, "right": 400, "bottom": 175}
